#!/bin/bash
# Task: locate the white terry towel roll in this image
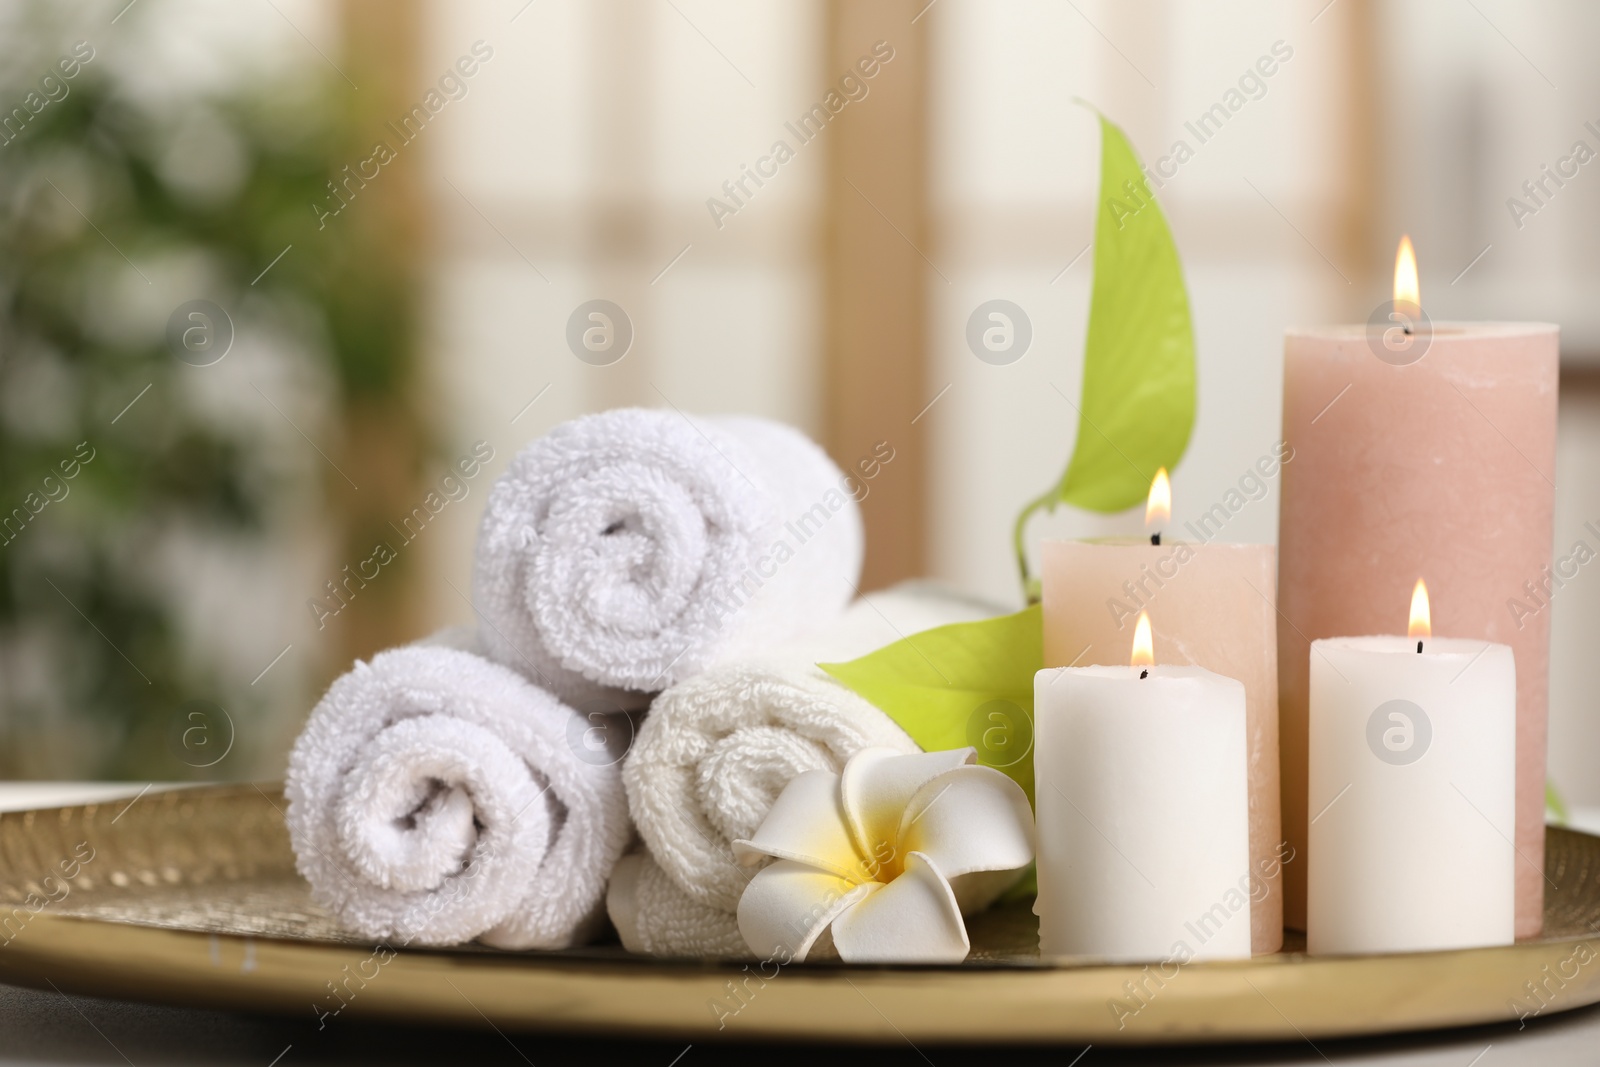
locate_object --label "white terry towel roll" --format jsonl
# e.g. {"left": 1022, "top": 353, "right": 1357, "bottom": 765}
{"left": 607, "top": 850, "right": 749, "bottom": 959}
{"left": 285, "top": 640, "right": 632, "bottom": 949}
{"left": 611, "top": 584, "right": 1000, "bottom": 955}
{"left": 473, "top": 408, "right": 863, "bottom": 708}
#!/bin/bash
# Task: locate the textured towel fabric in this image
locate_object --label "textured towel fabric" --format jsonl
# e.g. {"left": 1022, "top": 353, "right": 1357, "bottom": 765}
{"left": 472, "top": 409, "right": 863, "bottom": 709}
{"left": 610, "top": 584, "right": 1001, "bottom": 955}
{"left": 285, "top": 642, "right": 631, "bottom": 949}
{"left": 607, "top": 850, "right": 748, "bottom": 958}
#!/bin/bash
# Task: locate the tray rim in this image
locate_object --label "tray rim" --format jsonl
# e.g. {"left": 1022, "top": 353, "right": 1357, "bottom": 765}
{"left": 5, "top": 909, "right": 1600, "bottom": 1045}
{"left": 3, "top": 784, "right": 1599, "bottom": 1045}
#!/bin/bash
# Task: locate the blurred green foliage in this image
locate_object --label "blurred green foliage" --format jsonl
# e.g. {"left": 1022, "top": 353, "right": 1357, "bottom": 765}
{"left": 0, "top": 13, "right": 416, "bottom": 777}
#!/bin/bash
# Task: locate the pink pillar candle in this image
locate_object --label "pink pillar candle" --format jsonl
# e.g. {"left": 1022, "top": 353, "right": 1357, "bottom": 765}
{"left": 1277, "top": 322, "right": 1558, "bottom": 938}
{"left": 1041, "top": 539, "right": 1284, "bottom": 955}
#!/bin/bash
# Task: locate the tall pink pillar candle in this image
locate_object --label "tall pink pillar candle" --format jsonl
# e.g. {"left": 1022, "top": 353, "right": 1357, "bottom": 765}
{"left": 1041, "top": 539, "right": 1284, "bottom": 955}
{"left": 1277, "top": 322, "right": 1558, "bottom": 938}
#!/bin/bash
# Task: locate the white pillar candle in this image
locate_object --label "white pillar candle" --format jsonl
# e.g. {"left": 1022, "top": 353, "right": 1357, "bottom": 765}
{"left": 1307, "top": 627, "right": 1516, "bottom": 955}
{"left": 1034, "top": 619, "right": 1252, "bottom": 963}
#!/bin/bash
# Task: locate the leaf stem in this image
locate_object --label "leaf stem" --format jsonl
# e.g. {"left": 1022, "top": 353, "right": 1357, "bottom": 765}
{"left": 1013, "top": 488, "right": 1058, "bottom": 605}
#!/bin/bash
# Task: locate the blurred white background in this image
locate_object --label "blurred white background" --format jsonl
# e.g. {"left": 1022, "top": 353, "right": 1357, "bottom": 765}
{"left": 6, "top": 0, "right": 1598, "bottom": 804}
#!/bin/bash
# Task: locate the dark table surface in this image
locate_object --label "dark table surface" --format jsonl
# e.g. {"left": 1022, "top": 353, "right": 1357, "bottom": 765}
{"left": 3, "top": 978, "right": 1599, "bottom": 1067}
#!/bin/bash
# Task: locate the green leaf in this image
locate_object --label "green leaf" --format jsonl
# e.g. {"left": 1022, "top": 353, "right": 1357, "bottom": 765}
{"left": 819, "top": 605, "right": 1043, "bottom": 804}
{"left": 1060, "top": 111, "right": 1196, "bottom": 509}
{"left": 1015, "top": 109, "right": 1196, "bottom": 599}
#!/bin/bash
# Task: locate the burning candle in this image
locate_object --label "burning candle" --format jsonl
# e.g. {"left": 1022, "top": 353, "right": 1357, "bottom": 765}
{"left": 1306, "top": 580, "right": 1516, "bottom": 955}
{"left": 1034, "top": 613, "right": 1253, "bottom": 962}
{"left": 1277, "top": 236, "right": 1557, "bottom": 937}
{"left": 1146, "top": 466, "right": 1171, "bottom": 544}
{"left": 1041, "top": 471, "right": 1284, "bottom": 953}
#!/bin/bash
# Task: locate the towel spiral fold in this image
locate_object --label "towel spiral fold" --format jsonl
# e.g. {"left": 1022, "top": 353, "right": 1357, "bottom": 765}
{"left": 473, "top": 409, "right": 862, "bottom": 706}
{"left": 609, "top": 585, "right": 1001, "bottom": 955}
{"left": 286, "top": 644, "right": 631, "bottom": 948}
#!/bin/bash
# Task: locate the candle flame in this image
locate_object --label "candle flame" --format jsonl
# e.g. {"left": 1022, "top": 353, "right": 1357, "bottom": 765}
{"left": 1131, "top": 611, "right": 1154, "bottom": 667}
{"left": 1145, "top": 467, "right": 1171, "bottom": 530}
{"left": 1394, "top": 235, "right": 1420, "bottom": 312}
{"left": 1408, "top": 578, "right": 1431, "bottom": 640}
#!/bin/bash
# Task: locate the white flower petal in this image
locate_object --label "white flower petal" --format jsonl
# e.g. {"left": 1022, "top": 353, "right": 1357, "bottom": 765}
{"left": 736, "top": 859, "right": 873, "bottom": 962}
{"left": 829, "top": 851, "right": 970, "bottom": 964}
{"left": 897, "top": 764, "right": 1034, "bottom": 879}
{"left": 731, "top": 769, "right": 862, "bottom": 880}
{"left": 840, "top": 747, "right": 975, "bottom": 870}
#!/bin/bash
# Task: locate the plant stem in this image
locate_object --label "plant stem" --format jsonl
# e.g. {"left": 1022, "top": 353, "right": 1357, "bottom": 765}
{"left": 1013, "top": 488, "right": 1057, "bottom": 605}
{"left": 1547, "top": 780, "right": 1570, "bottom": 825}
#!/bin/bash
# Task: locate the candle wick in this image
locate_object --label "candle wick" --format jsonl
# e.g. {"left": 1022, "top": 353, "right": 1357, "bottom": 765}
{"left": 1402, "top": 322, "right": 1413, "bottom": 336}
{"left": 1139, "top": 668, "right": 1149, "bottom": 679}
{"left": 1417, "top": 640, "right": 1423, "bottom": 654}
{"left": 1150, "top": 531, "right": 1161, "bottom": 546}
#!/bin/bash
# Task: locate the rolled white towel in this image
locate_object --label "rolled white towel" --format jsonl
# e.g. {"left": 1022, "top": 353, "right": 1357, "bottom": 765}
{"left": 285, "top": 642, "right": 632, "bottom": 949}
{"left": 608, "top": 851, "right": 748, "bottom": 959}
{"left": 472, "top": 408, "right": 863, "bottom": 708}
{"left": 612, "top": 584, "right": 1001, "bottom": 956}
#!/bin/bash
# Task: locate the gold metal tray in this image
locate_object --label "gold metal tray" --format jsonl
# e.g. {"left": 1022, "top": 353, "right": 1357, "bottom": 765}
{"left": 1, "top": 783, "right": 1597, "bottom": 1045}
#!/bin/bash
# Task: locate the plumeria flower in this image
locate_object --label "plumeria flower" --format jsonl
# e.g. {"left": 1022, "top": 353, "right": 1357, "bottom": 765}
{"left": 733, "top": 746, "right": 1035, "bottom": 963}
